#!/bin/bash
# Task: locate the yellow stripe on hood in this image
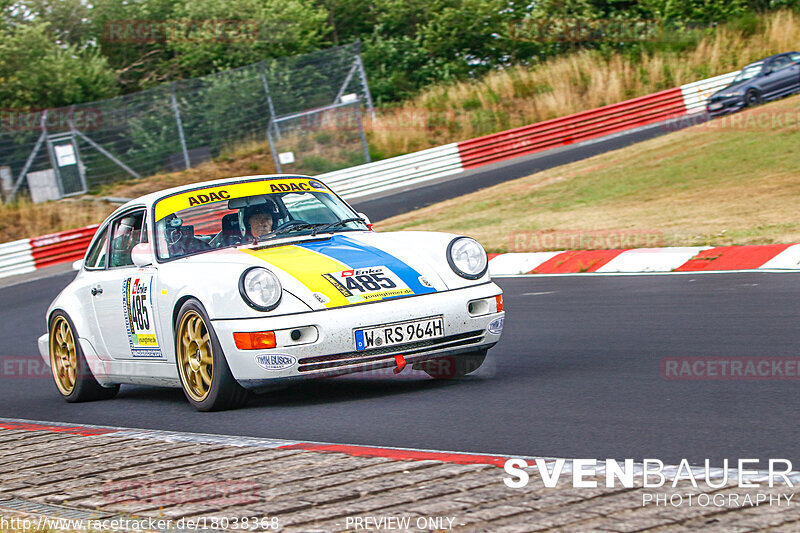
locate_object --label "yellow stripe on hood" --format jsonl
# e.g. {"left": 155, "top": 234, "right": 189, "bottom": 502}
{"left": 241, "top": 245, "right": 351, "bottom": 308}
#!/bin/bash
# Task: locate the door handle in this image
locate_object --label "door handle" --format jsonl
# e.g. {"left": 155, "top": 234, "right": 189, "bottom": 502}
{"left": 91, "top": 287, "right": 103, "bottom": 296}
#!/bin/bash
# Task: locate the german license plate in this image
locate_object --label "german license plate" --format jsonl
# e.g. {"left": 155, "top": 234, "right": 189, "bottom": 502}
{"left": 709, "top": 102, "right": 723, "bottom": 110}
{"left": 354, "top": 316, "right": 444, "bottom": 351}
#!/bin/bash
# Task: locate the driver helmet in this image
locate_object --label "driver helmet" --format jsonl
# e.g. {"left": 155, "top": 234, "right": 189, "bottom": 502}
{"left": 240, "top": 198, "right": 280, "bottom": 238}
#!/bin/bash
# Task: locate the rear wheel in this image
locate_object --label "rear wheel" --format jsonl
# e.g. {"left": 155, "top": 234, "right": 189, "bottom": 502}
{"left": 745, "top": 89, "right": 762, "bottom": 107}
{"left": 175, "top": 299, "right": 248, "bottom": 411}
{"left": 49, "top": 312, "right": 119, "bottom": 402}
{"left": 419, "top": 350, "right": 487, "bottom": 379}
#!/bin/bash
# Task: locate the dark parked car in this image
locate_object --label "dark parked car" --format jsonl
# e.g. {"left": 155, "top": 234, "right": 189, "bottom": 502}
{"left": 707, "top": 52, "right": 800, "bottom": 117}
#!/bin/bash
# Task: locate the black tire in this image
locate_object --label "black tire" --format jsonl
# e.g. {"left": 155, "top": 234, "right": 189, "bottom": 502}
{"left": 49, "top": 311, "right": 119, "bottom": 402}
{"left": 745, "top": 89, "right": 762, "bottom": 107}
{"left": 175, "top": 299, "right": 249, "bottom": 411}
{"left": 420, "top": 350, "right": 487, "bottom": 379}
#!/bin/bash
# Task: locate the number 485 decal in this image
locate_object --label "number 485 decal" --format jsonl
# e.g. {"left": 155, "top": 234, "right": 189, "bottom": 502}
{"left": 344, "top": 272, "right": 396, "bottom": 293}
{"left": 130, "top": 291, "right": 150, "bottom": 330}
{"left": 327, "top": 266, "right": 411, "bottom": 297}
{"left": 124, "top": 276, "right": 161, "bottom": 355}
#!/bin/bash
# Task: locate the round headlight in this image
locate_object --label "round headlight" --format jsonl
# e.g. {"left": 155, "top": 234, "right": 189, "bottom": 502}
{"left": 447, "top": 237, "right": 488, "bottom": 279}
{"left": 239, "top": 267, "right": 282, "bottom": 311}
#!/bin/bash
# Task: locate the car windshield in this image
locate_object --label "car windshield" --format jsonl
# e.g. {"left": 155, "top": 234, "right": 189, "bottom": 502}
{"left": 732, "top": 62, "right": 764, "bottom": 83}
{"left": 153, "top": 177, "right": 367, "bottom": 260}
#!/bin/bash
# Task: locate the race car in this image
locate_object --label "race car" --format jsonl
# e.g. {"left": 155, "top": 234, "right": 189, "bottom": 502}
{"left": 39, "top": 175, "right": 504, "bottom": 410}
{"left": 706, "top": 51, "right": 800, "bottom": 117}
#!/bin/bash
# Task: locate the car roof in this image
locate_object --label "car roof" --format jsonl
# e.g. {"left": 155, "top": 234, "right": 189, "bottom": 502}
{"left": 742, "top": 52, "right": 793, "bottom": 69}
{"left": 109, "top": 174, "right": 316, "bottom": 216}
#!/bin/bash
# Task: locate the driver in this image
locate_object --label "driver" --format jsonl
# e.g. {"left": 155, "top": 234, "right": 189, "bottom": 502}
{"left": 241, "top": 199, "right": 280, "bottom": 240}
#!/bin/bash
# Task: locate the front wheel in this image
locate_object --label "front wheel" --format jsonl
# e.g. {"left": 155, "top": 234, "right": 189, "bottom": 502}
{"left": 745, "top": 89, "right": 762, "bottom": 107}
{"left": 49, "top": 312, "right": 119, "bottom": 402}
{"left": 175, "top": 299, "right": 248, "bottom": 411}
{"left": 418, "top": 350, "right": 487, "bottom": 379}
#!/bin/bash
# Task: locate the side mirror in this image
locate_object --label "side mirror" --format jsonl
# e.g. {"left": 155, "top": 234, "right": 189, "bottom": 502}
{"left": 72, "top": 259, "right": 83, "bottom": 271}
{"left": 357, "top": 212, "right": 372, "bottom": 225}
{"left": 131, "top": 242, "right": 153, "bottom": 267}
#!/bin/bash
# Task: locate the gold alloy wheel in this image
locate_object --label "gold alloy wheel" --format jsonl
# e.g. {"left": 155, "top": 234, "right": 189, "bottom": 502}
{"left": 177, "top": 310, "right": 214, "bottom": 402}
{"left": 50, "top": 316, "right": 77, "bottom": 395}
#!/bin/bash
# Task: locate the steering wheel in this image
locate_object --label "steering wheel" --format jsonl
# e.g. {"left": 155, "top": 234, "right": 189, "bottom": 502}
{"left": 273, "top": 219, "right": 309, "bottom": 232}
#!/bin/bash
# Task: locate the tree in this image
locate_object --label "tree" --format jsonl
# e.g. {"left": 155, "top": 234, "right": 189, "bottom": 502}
{"left": 167, "top": 0, "right": 331, "bottom": 77}
{"left": 0, "top": 21, "right": 117, "bottom": 109}
{"left": 10, "top": 0, "right": 93, "bottom": 45}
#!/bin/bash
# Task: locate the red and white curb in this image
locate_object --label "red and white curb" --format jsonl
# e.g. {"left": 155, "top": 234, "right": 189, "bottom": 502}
{"left": 1, "top": 417, "right": 797, "bottom": 484}
{"left": 489, "top": 244, "right": 800, "bottom": 275}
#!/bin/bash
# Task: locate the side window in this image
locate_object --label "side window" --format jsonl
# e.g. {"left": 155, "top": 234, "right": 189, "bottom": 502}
{"left": 771, "top": 56, "right": 790, "bottom": 71}
{"left": 84, "top": 226, "right": 109, "bottom": 270}
{"left": 109, "top": 210, "right": 147, "bottom": 268}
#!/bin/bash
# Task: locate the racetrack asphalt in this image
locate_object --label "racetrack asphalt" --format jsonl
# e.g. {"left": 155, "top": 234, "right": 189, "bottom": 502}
{"left": 2, "top": 270, "right": 798, "bottom": 465}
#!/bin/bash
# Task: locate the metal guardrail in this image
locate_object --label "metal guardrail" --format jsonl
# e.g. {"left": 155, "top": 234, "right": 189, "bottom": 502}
{"left": 320, "top": 143, "right": 463, "bottom": 201}
{"left": 0, "top": 239, "right": 36, "bottom": 278}
{"left": 680, "top": 71, "right": 740, "bottom": 113}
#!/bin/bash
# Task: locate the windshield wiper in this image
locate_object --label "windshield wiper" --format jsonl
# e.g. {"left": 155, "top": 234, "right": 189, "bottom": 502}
{"left": 311, "top": 217, "right": 366, "bottom": 236}
{"left": 251, "top": 218, "right": 365, "bottom": 244}
{"left": 252, "top": 222, "right": 326, "bottom": 244}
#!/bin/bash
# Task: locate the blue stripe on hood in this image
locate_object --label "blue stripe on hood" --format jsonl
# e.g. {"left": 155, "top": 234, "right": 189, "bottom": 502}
{"left": 296, "top": 234, "right": 436, "bottom": 295}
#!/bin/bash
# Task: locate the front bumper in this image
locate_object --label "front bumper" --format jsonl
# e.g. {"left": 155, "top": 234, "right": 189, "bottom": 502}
{"left": 707, "top": 96, "right": 744, "bottom": 117}
{"left": 212, "top": 282, "right": 504, "bottom": 388}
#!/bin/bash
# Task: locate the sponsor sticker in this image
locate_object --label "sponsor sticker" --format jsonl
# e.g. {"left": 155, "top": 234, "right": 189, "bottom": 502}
{"left": 312, "top": 292, "right": 330, "bottom": 304}
{"left": 123, "top": 276, "right": 162, "bottom": 358}
{"left": 324, "top": 266, "right": 413, "bottom": 304}
{"left": 254, "top": 353, "right": 296, "bottom": 371}
{"left": 488, "top": 317, "right": 504, "bottom": 335}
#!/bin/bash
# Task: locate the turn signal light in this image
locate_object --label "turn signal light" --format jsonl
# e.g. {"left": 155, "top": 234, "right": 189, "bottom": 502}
{"left": 234, "top": 331, "right": 276, "bottom": 350}
{"left": 495, "top": 294, "right": 504, "bottom": 313}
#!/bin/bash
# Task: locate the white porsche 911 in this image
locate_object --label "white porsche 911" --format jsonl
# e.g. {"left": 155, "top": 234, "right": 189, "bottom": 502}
{"left": 39, "top": 175, "right": 504, "bottom": 410}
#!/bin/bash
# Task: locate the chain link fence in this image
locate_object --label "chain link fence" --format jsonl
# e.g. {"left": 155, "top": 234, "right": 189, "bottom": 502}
{"left": 0, "top": 41, "right": 373, "bottom": 203}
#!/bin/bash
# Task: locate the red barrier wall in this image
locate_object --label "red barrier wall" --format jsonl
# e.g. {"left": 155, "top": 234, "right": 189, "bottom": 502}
{"left": 457, "top": 87, "right": 686, "bottom": 169}
{"left": 30, "top": 225, "right": 99, "bottom": 269}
